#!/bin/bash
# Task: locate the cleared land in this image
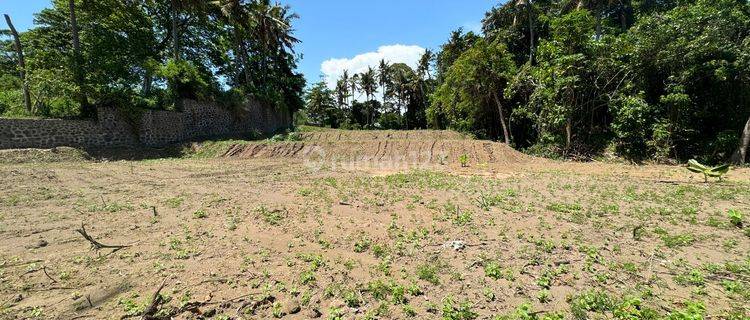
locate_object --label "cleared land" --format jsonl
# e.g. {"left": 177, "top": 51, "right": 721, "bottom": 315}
{"left": 0, "top": 130, "right": 749, "bottom": 320}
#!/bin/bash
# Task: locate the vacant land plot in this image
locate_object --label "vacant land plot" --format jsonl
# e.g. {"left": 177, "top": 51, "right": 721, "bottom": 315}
{"left": 0, "top": 132, "right": 749, "bottom": 319}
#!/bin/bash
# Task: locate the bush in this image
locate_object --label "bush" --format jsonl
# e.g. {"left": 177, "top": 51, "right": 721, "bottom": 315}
{"left": 610, "top": 95, "right": 655, "bottom": 159}
{"left": 377, "top": 112, "right": 404, "bottom": 129}
{"left": 156, "top": 60, "right": 218, "bottom": 106}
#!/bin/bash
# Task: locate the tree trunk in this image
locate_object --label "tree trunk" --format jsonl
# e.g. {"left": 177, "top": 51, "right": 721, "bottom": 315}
{"left": 171, "top": 0, "right": 180, "bottom": 61}
{"left": 4, "top": 14, "right": 31, "bottom": 113}
{"left": 493, "top": 92, "right": 511, "bottom": 144}
{"left": 565, "top": 118, "right": 572, "bottom": 150}
{"left": 527, "top": 1, "right": 534, "bottom": 64}
{"left": 595, "top": 14, "right": 602, "bottom": 41}
{"left": 69, "top": 0, "right": 92, "bottom": 117}
{"left": 142, "top": 71, "right": 152, "bottom": 95}
{"left": 235, "top": 30, "right": 252, "bottom": 88}
{"left": 732, "top": 115, "right": 750, "bottom": 165}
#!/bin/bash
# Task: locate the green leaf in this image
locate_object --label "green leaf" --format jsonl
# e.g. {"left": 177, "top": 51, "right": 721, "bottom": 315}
{"left": 707, "top": 164, "right": 730, "bottom": 177}
{"left": 687, "top": 160, "right": 707, "bottom": 173}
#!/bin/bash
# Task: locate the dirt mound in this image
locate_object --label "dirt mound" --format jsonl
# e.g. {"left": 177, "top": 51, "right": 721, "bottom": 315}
{"left": 0, "top": 147, "right": 91, "bottom": 164}
{"left": 295, "top": 128, "right": 470, "bottom": 142}
{"left": 210, "top": 130, "right": 529, "bottom": 166}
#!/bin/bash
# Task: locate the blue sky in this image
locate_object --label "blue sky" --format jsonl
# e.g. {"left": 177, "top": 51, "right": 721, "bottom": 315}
{"left": 2, "top": 0, "right": 499, "bottom": 87}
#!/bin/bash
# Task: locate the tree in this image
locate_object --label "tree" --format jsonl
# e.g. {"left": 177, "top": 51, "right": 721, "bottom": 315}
{"left": 358, "top": 67, "right": 377, "bottom": 126}
{"left": 432, "top": 39, "right": 517, "bottom": 142}
{"left": 377, "top": 59, "right": 391, "bottom": 105}
{"left": 304, "top": 81, "right": 340, "bottom": 127}
{"left": 417, "top": 49, "right": 434, "bottom": 80}
{"left": 3, "top": 14, "right": 31, "bottom": 113}
{"left": 212, "top": 0, "right": 254, "bottom": 88}
{"left": 68, "top": 0, "right": 93, "bottom": 117}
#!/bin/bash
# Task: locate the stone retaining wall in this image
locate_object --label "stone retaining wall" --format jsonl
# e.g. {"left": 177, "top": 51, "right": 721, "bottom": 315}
{"left": 0, "top": 99, "right": 291, "bottom": 150}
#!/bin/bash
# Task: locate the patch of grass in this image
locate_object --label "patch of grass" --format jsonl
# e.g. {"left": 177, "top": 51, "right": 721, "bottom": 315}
{"left": 256, "top": 206, "right": 285, "bottom": 226}
{"left": 441, "top": 297, "right": 478, "bottom": 320}
{"left": 484, "top": 261, "right": 514, "bottom": 281}
{"left": 546, "top": 202, "right": 582, "bottom": 214}
{"left": 653, "top": 228, "right": 697, "bottom": 248}
{"left": 188, "top": 140, "right": 253, "bottom": 158}
{"left": 165, "top": 195, "right": 184, "bottom": 208}
{"left": 416, "top": 263, "right": 440, "bottom": 285}
{"left": 192, "top": 209, "right": 208, "bottom": 219}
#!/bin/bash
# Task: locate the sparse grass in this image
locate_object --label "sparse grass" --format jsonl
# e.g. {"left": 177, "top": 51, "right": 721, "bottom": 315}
{"left": 1, "top": 142, "right": 748, "bottom": 319}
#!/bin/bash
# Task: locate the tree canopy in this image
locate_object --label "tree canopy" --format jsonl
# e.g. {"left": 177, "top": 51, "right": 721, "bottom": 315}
{"left": 0, "top": 0, "right": 305, "bottom": 119}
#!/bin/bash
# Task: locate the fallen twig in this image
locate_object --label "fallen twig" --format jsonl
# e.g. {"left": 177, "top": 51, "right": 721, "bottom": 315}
{"left": 43, "top": 266, "right": 58, "bottom": 283}
{"left": 75, "top": 224, "right": 130, "bottom": 251}
{"left": 141, "top": 278, "right": 169, "bottom": 320}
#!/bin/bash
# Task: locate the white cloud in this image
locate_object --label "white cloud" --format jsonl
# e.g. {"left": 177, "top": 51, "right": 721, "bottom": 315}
{"left": 320, "top": 44, "right": 426, "bottom": 98}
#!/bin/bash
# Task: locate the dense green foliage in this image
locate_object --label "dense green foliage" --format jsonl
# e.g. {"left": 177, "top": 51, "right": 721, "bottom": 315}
{"left": 0, "top": 0, "right": 304, "bottom": 119}
{"left": 432, "top": 0, "right": 750, "bottom": 163}
{"left": 303, "top": 0, "right": 750, "bottom": 163}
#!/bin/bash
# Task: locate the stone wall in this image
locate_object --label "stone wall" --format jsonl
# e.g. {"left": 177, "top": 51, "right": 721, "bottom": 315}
{"left": 0, "top": 99, "right": 291, "bottom": 150}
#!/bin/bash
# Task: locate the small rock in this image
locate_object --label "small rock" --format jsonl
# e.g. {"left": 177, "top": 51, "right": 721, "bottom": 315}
{"left": 282, "top": 300, "right": 301, "bottom": 315}
{"left": 26, "top": 239, "right": 48, "bottom": 249}
{"left": 13, "top": 294, "right": 23, "bottom": 303}
{"left": 442, "top": 240, "right": 466, "bottom": 251}
{"left": 306, "top": 308, "right": 321, "bottom": 318}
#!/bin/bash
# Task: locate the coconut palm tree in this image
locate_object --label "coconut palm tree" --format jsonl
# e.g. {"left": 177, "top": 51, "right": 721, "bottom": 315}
{"left": 377, "top": 59, "right": 391, "bottom": 105}
{"left": 349, "top": 73, "right": 360, "bottom": 103}
{"left": 212, "top": 0, "right": 253, "bottom": 87}
{"left": 248, "top": 0, "right": 300, "bottom": 84}
{"left": 335, "top": 79, "right": 349, "bottom": 110}
{"left": 417, "top": 49, "right": 434, "bottom": 80}
{"left": 359, "top": 68, "right": 377, "bottom": 102}
{"left": 359, "top": 68, "right": 377, "bottom": 126}
{"left": 339, "top": 70, "right": 351, "bottom": 106}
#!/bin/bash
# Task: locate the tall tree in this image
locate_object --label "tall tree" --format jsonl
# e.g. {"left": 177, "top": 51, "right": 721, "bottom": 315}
{"left": 3, "top": 14, "right": 31, "bottom": 113}
{"left": 68, "top": 0, "right": 93, "bottom": 117}
{"left": 213, "top": 0, "right": 253, "bottom": 87}
{"left": 377, "top": 59, "right": 391, "bottom": 105}
{"left": 359, "top": 67, "right": 377, "bottom": 125}
{"left": 432, "top": 39, "right": 517, "bottom": 143}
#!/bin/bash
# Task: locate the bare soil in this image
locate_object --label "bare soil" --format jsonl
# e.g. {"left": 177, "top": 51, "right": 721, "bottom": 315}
{"left": 1, "top": 130, "right": 748, "bottom": 320}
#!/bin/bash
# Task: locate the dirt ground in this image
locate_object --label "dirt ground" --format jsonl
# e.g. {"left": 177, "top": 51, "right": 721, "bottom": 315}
{"left": 1, "top": 130, "right": 749, "bottom": 319}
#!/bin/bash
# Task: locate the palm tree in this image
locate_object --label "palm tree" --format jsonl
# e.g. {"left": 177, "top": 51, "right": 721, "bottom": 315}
{"left": 339, "top": 70, "right": 351, "bottom": 106}
{"left": 359, "top": 68, "right": 377, "bottom": 126}
{"left": 3, "top": 14, "right": 31, "bottom": 113}
{"left": 377, "top": 59, "right": 391, "bottom": 105}
{"left": 417, "top": 49, "right": 434, "bottom": 80}
{"left": 248, "top": 0, "right": 300, "bottom": 83}
{"left": 212, "top": 0, "right": 253, "bottom": 87}
{"left": 360, "top": 68, "right": 377, "bottom": 102}
{"left": 350, "top": 73, "right": 360, "bottom": 103}
{"left": 335, "top": 79, "right": 349, "bottom": 110}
